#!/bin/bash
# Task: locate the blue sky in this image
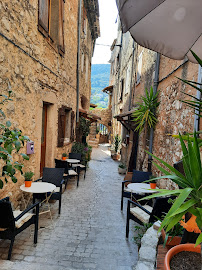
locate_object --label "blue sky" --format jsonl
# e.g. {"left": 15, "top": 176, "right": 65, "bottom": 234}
{"left": 92, "top": 0, "right": 118, "bottom": 64}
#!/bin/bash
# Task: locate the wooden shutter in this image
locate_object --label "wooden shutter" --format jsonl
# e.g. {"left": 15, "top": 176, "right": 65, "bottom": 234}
{"left": 58, "top": 0, "right": 65, "bottom": 56}
{"left": 57, "top": 107, "right": 65, "bottom": 147}
{"left": 70, "top": 111, "right": 75, "bottom": 142}
{"left": 38, "top": 0, "right": 49, "bottom": 37}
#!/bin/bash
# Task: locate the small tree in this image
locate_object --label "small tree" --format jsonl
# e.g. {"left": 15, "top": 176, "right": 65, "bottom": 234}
{"left": 0, "top": 90, "right": 29, "bottom": 189}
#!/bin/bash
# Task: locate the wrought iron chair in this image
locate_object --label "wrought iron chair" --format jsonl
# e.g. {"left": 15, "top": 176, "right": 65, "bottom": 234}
{"left": 55, "top": 159, "right": 79, "bottom": 187}
{"left": 34, "top": 168, "right": 65, "bottom": 214}
{"left": 69, "top": 152, "right": 87, "bottom": 179}
{"left": 126, "top": 197, "right": 172, "bottom": 238}
{"left": 121, "top": 170, "right": 152, "bottom": 210}
{"left": 0, "top": 197, "right": 39, "bottom": 260}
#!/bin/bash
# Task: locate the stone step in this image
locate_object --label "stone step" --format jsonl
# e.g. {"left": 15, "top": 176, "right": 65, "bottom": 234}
{"left": 88, "top": 140, "right": 98, "bottom": 148}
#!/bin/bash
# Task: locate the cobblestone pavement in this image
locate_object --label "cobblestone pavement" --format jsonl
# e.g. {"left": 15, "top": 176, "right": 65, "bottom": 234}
{"left": 0, "top": 145, "right": 138, "bottom": 270}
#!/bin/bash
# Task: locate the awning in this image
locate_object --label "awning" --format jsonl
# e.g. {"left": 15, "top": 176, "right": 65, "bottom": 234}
{"left": 102, "top": 85, "right": 113, "bottom": 94}
{"left": 116, "top": 0, "right": 202, "bottom": 63}
{"left": 79, "top": 109, "right": 101, "bottom": 122}
{"left": 114, "top": 109, "right": 136, "bottom": 131}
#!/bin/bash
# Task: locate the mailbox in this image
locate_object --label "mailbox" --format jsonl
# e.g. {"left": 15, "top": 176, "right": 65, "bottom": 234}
{"left": 27, "top": 141, "right": 34, "bottom": 154}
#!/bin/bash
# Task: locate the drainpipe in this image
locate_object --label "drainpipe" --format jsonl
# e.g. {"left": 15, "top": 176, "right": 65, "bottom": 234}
{"left": 148, "top": 52, "right": 160, "bottom": 172}
{"left": 128, "top": 40, "right": 135, "bottom": 111}
{"left": 76, "top": 0, "right": 82, "bottom": 123}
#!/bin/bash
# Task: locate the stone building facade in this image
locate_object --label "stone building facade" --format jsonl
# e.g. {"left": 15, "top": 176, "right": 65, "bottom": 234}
{"left": 0, "top": 0, "right": 99, "bottom": 204}
{"left": 109, "top": 20, "right": 201, "bottom": 188}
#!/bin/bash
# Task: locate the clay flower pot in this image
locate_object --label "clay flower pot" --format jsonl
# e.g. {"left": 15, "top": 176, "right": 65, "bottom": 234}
{"left": 164, "top": 244, "right": 201, "bottom": 270}
{"left": 25, "top": 180, "right": 32, "bottom": 187}
{"left": 62, "top": 156, "right": 67, "bottom": 160}
{"left": 150, "top": 183, "right": 156, "bottom": 189}
{"left": 161, "top": 229, "right": 182, "bottom": 247}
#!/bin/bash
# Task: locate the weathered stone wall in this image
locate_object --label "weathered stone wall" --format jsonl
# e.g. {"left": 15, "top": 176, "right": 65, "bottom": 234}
{"left": 0, "top": 0, "right": 98, "bottom": 206}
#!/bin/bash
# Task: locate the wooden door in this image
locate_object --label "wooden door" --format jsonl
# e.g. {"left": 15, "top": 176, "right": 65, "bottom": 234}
{"left": 40, "top": 104, "right": 48, "bottom": 175}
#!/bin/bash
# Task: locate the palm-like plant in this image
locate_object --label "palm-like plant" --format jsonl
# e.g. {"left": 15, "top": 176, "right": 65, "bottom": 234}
{"left": 132, "top": 87, "right": 160, "bottom": 133}
{"left": 132, "top": 87, "right": 160, "bottom": 169}
{"left": 142, "top": 132, "right": 202, "bottom": 246}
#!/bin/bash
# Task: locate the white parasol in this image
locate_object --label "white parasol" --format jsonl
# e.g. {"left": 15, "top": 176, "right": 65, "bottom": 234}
{"left": 116, "top": 0, "right": 202, "bottom": 63}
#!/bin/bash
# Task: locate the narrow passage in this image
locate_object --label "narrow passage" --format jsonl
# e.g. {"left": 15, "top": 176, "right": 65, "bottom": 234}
{"left": 0, "top": 145, "right": 138, "bottom": 270}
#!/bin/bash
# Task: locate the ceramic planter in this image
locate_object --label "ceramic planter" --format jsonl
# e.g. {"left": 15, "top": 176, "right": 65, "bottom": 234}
{"left": 150, "top": 183, "right": 156, "bottom": 189}
{"left": 25, "top": 180, "right": 32, "bottom": 187}
{"left": 118, "top": 167, "right": 126, "bottom": 174}
{"left": 161, "top": 229, "right": 182, "bottom": 247}
{"left": 62, "top": 156, "right": 67, "bottom": 160}
{"left": 164, "top": 244, "right": 201, "bottom": 270}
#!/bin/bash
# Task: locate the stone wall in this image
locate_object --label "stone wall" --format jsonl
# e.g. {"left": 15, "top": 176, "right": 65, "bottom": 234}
{"left": 0, "top": 0, "right": 99, "bottom": 206}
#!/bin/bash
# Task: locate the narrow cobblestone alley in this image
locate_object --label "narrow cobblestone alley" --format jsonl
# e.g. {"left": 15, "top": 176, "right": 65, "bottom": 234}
{"left": 0, "top": 145, "right": 138, "bottom": 270}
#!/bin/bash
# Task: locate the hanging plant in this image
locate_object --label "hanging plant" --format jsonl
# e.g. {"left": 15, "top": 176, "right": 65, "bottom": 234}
{"left": 78, "top": 116, "right": 91, "bottom": 137}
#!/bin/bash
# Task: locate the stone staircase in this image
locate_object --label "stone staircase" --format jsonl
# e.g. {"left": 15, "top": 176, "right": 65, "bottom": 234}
{"left": 87, "top": 134, "right": 99, "bottom": 148}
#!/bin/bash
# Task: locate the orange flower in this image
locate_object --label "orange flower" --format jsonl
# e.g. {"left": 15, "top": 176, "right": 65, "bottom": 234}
{"left": 180, "top": 215, "right": 201, "bottom": 234}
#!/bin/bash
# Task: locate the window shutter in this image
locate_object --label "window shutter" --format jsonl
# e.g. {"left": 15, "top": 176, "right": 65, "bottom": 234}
{"left": 57, "top": 107, "right": 65, "bottom": 147}
{"left": 70, "top": 111, "right": 75, "bottom": 142}
{"left": 38, "top": 0, "right": 49, "bottom": 37}
{"left": 58, "top": 0, "right": 65, "bottom": 56}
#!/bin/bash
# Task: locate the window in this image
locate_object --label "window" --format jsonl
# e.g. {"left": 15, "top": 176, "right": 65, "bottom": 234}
{"left": 125, "top": 66, "right": 130, "bottom": 95}
{"left": 136, "top": 51, "right": 143, "bottom": 85}
{"left": 58, "top": 106, "right": 75, "bottom": 147}
{"left": 85, "top": 56, "right": 89, "bottom": 83}
{"left": 83, "top": 7, "right": 87, "bottom": 35}
{"left": 119, "top": 79, "right": 124, "bottom": 101}
{"left": 38, "top": 0, "right": 65, "bottom": 56}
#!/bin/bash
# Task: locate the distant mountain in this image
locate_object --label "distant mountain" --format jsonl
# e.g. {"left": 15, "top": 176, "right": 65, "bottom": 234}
{"left": 90, "top": 64, "right": 110, "bottom": 108}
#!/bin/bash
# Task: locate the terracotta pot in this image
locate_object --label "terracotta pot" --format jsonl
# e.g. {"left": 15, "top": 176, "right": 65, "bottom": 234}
{"left": 164, "top": 244, "right": 201, "bottom": 270}
{"left": 161, "top": 229, "right": 182, "bottom": 247}
{"left": 25, "top": 180, "right": 32, "bottom": 187}
{"left": 62, "top": 157, "right": 67, "bottom": 160}
{"left": 112, "top": 153, "right": 120, "bottom": 160}
{"left": 150, "top": 183, "right": 156, "bottom": 189}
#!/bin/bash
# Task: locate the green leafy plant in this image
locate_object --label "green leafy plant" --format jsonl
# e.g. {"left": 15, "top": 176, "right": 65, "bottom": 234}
{"left": 62, "top": 153, "right": 68, "bottom": 157}
{"left": 141, "top": 132, "right": 202, "bottom": 247}
{"left": 24, "top": 171, "right": 34, "bottom": 181}
{"left": 0, "top": 90, "right": 29, "bottom": 189}
{"left": 114, "top": 134, "right": 121, "bottom": 153}
{"left": 118, "top": 163, "right": 126, "bottom": 169}
{"left": 78, "top": 117, "right": 91, "bottom": 137}
{"left": 132, "top": 87, "right": 160, "bottom": 169}
{"left": 149, "top": 175, "right": 156, "bottom": 184}
{"left": 133, "top": 223, "right": 153, "bottom": 248}
{"left": 132, "top": 87, "right": 160, "bottom": 133}
{"left": 71, "top": 142, "right": 92, "bottom": 164}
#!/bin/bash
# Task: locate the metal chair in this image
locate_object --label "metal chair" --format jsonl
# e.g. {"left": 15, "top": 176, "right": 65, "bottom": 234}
{"left": 69, "top": 152, "right": 87, "bottom": 179}
{"left": 0, "top": 197, "right": 39, "bottom": 260}
{"left": 55, "top": 159, "right": 79, "bottom": 187}
{"left": 126, "top": 197, "right": 172, "bottom": 238}
{"left": 121, "top": 170, "right": 152, "bottom": 210}
{"left": 34, "top": 168, "right": 65, "bottom": 214}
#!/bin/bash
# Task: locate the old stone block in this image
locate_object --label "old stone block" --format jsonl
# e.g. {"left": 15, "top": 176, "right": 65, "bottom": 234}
{"left": 135, "top": 261, "right": 154, "bottom": 270}
{"left": 138, "top": 246, "right": 156, "bottom": 263}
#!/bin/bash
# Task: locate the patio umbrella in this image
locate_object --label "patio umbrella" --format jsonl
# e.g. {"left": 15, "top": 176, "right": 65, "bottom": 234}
{"left": 116, "top": 0, "right": 202, "bottom": 63}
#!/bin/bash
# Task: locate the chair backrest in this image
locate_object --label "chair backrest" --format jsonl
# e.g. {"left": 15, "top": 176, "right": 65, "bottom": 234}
{"left": 174, "top": 160, "right": 185, "bottom": 176}
{"left": 132, "top": 170, "right": 152, "bottom": 183}
{"left": 55, "top": 159, "right": 68, "bottom": 174}
{"left": 69, "top": 153, "right": 82, "bottom": 161}
{"left": 0, "top": 197, "right": 15, "bottom": 229}
{"left": 42, "top": 168, "right": 65, "bottom": 187}
{"left": 149, "top": 197, "right": 173, "bottom": 223}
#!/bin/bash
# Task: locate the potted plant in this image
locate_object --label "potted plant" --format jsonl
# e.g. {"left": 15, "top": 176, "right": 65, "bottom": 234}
{"left": 112, "top": 134, "right": 121, "bottom": 160}
{"left": 141, "top": 132, "right": 202, "bottom": 269}
{"left": 24, "top": 171, "right": 34, "bottom": 187}
{"left": 118, "top": 163, "right": 127, "bottom": 174}
{"left": 149, "top": 175, "right": 157, "bottom": 189}
{"left": 161, "top": 222, "right": 184, "bottom": 248}
{"left": 62, "top": 153, "right": 68, "bottom": 160}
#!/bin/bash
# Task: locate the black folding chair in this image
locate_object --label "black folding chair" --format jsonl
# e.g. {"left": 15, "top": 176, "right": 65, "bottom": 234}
{"left": 69, "top": 152, "right": 87, "bottom": 179}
